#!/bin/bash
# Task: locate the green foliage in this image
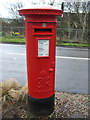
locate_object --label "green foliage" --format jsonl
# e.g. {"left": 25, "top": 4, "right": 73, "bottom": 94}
{"left": 0, "top": 31, "right": 6, "bottom": 36}
{"left": 9, "top": 32, "right": 20, "bottom": 36}
{"left": 1, "top": 31, "right": 24, "bottom": 38}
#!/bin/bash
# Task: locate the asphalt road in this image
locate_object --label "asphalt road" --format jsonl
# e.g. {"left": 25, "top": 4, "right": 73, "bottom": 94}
{"left": 0, "top": 44, "right": 89, "bottom": 94}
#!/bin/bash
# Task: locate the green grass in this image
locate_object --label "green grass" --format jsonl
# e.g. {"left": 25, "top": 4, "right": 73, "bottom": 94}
{"left": 0, "top": 36, "right": 25, "bottom": 44}
{"left": 57, "top": 42, "right": 89, "bottom": 47}
{"left": 0, "top": 36, "right": 89, "bottom": 47}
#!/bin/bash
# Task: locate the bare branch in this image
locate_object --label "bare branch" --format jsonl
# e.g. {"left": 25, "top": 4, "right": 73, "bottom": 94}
{"left": 7, "top": 2, "right": 24, "bottom": 19}
{"left": 49, "top": 0, "right": 56, "bottom": 6}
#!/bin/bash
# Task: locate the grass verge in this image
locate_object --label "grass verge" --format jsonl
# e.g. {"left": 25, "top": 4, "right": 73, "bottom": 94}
{"left": 0, "top": 36, "right": 26, "bottom": 44}
{"left": 57, "top": 42, "right": 89, "bottom": 47}
{"left": 0, "top": 37, "right": 89, "bottom": 47}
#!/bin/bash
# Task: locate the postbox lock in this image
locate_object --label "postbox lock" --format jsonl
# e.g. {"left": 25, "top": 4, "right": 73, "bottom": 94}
{"left": 49, "top": 68, "right": 54, "bottom": 72}
{"left": 42, "top": 23, "right": 47, "bottom": 27}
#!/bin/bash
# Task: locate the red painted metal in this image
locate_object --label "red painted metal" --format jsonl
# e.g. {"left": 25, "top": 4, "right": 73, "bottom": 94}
{"left": 19, "top": 6, "right": 63, "bottom": 99}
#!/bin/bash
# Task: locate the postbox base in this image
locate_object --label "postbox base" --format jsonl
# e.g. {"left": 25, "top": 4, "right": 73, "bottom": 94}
{"left": 28, "top": 95, "right": 54, "bottom": 117}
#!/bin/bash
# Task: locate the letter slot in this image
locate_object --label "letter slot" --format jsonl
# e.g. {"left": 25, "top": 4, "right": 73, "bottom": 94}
{"left": 34, "top": 28, "right": 52, "bottom": 33}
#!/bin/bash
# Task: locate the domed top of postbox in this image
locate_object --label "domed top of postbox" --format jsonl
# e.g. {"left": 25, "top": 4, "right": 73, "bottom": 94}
{"left": 19, "top": 4, "right": 63, "bottom": 16}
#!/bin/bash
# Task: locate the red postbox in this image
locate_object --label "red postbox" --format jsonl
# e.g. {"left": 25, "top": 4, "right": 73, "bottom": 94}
{"left": 19, "top": 5, "right": 63, "bottom": 116}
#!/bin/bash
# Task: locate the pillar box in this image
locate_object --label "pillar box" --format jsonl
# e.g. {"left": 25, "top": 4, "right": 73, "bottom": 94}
{"left": 19, "top": 5, "right": 63, "bottom": 116}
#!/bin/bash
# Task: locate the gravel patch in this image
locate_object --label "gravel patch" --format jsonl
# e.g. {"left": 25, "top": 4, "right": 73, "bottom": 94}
{"left": 2, "top": 91, "right": 89, "bottom": 119}
{"left": 52, "top": 91, "right": 89, "bottom": 118}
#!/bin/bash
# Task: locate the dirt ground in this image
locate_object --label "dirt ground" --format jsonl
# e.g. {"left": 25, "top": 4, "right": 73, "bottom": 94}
{"left": 1, "top": 79, "right": 90, "bottom": 119}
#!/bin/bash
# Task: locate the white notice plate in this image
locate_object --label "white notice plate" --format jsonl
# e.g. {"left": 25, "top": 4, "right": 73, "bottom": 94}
{"left": 38, "top": 40, "right": 49, "bottom": 57}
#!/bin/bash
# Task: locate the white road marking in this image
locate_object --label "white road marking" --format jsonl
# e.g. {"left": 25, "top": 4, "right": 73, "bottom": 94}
{"left": 56, "top": 56, "right": 89, "bottom": 60}
{"left": 13, "top": 58, "right": 16, "bottom": 60}
{"left": 0, "top": 44, "right": 25, "bottom": 47}
{"left": 2, "top": 52, "right": 26, "bottom": 56}
{"left": 0, "top": 52, "right": 89, "bottom": 60}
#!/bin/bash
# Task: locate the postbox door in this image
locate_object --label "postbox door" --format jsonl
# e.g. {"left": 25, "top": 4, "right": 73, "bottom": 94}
{"left": 33, "top": 37, "right": 55, "bottom": 99}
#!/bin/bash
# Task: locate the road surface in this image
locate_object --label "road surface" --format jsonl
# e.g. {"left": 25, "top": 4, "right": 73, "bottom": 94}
{"left": 0, "top": 43, "right": 89, "bottom": 94}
